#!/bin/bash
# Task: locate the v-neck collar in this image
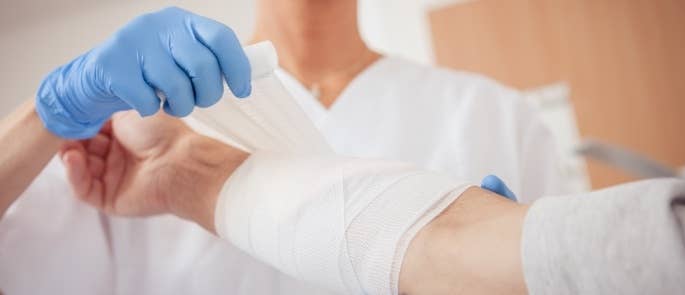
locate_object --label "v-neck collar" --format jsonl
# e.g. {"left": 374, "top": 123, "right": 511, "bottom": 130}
{"left": 274, "top": 56, "right": 391, "bottom": 128}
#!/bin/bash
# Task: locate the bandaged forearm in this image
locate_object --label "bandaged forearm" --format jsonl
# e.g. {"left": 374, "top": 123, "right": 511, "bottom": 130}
{"left": 214, "top": 151, "right": 472, "bottom": 294}
{"left": 190, "top": 41, "right": 471, "bottom": 293}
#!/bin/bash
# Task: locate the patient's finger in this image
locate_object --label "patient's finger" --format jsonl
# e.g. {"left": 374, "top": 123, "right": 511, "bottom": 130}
{"left": 62, "top": 149, "right": 91, "bottom": 198}
{"left": 86, "top": 178, "right": 105, "bottom": 211}
{"left": 99, "top": 120, "right": 113, "bottom": 135}
{"left": 63, "top": 149, "right": 106, "bottom": 209}
{"left": 86, "top": 133, "right": 111, "bottom": 158}
{"left": 59, "top": 140, "right": 85, "bottom": 158}
{"left": 103, "top": 137, "right": 126, "bottom": 200}
{"left": 87, "top": 154, "right": 106, "bottom": 179}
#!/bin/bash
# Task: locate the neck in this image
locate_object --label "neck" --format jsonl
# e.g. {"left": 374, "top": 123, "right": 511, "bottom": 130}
{"left": 251, "top": 0, "right": 379, "bottom": 107}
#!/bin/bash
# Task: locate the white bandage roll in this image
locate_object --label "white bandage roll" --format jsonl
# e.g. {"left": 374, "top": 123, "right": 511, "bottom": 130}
{"left": 190, "top": 41, "right": 333, "bottom": 154}
{"left": 215, "top": 151, "right": 472, "bottom": 294}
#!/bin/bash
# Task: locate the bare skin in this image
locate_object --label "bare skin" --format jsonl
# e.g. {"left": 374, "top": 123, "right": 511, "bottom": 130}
{"left": 399, "top": 187, "right": 530, "bottom": 295}
{"left": 0, "top": 102, "right": 63, "bottom": 218}
{"left": 251, "top": 0, "right": 380, "bottom": 108}
{"left": 0, "top": 100, "right": 246, "bottom": 231}
{"left": 59, "top": 111, "right": 247, "bottom": 233}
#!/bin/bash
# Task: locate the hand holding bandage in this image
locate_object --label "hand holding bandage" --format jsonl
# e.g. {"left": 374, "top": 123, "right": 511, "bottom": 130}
{"left": 36, "top": 7, "right": 252, "bottom": 139}
{"left": 62, "top": 39, "right": 517, "bottom": 294}
{"left": 191, "top": 41, "right": 511, "bottom": 294}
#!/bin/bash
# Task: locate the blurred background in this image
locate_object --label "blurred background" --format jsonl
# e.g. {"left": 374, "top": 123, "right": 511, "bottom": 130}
{"left": 1, "top": 0, "right": 683, "bottom": 191}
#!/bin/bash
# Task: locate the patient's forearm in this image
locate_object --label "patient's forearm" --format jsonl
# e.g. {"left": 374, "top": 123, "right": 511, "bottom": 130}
{"left": 400, "top": 180, "right": 685, "bottom": 295}
{"left": 399, "top": 187, "right": 529, "bottom": 295}
{"left": 0, "top": 101, "right": 63, "bottom": 218}
{"left": 207, "top": 151, "right": 685, "bottom": 294}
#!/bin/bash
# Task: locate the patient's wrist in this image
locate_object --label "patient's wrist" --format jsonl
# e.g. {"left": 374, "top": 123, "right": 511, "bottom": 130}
{"left": 167, "top": 134, "right": 248, "bottom": 234}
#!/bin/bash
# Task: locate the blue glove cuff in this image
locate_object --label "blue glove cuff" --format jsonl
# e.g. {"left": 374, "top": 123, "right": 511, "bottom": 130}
{"left": 481, "top": 174, "right": 518, "bottom": 202}
{"left": 35, "top": 83, "right": 106, "bottom": 139}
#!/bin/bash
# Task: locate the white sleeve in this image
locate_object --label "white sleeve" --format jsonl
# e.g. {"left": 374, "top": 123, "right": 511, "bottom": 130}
{"left": 214, "top": 151, "right": 472, "bottom": 294}
{"left": 517, "top": 100, "right": 566, "bottom": 201}
{"left": 522, "top": 178, "right": 685, "bottom": 294}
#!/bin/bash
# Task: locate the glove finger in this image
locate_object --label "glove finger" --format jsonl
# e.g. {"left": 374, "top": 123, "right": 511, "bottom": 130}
{"left": 190, "top": 16, "right": 251, "bottom": 98}
{"left": 143, "top": 55, "right": 195, "bottom": 117}
{"left": 481, "top": 174, "right": 517, "bottom": 202}
{"left": 171, "top": 38, "right": 224, "bottom": 108}
{"left": 109, "top": 70, "right": 160, "bottom": 117}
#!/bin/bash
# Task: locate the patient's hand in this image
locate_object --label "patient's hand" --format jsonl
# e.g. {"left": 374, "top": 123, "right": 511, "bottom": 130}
{"left": 59, "top": 111, "right": 246, "bottom": 232}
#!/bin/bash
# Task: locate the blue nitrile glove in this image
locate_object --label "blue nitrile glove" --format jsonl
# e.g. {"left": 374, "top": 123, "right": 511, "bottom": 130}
{"left": 480, "top": 174, "right": 517, "bottom": 202}
{"left": 35, "top": 7, "right": 251, "bottom": 139}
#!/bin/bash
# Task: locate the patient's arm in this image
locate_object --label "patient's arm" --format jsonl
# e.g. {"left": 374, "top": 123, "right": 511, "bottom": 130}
{"left": 67, "top": 139, "right": 683, "bottom": 294}
{"left": 399, "top": 187, "right": 529, "bottom": 295}
{"left": 0, "top": 101, "right": 64, "bottom": 218}
{"left": 400, "top": 180, "right": 685, "bottom": 295}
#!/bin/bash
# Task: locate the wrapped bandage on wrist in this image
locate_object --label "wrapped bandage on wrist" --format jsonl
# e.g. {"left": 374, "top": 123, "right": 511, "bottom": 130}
{"left": 214, "top": 151, "right": 472, "bottom": 294}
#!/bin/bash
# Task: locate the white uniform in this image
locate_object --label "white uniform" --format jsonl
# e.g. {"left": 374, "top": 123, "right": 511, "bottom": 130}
{"left": 0, "top": 57, "right": 563, "bottom": 294}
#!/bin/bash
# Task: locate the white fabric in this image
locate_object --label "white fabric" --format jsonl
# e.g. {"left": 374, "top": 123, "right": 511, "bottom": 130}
{"left": 193, "top": 46, "right": 472, "bottom": 294}
{"left": 275, "top": 57, "right": 564, "bottom": 202}
{"left": 522, "top": 179, "right": 685, "bottom": 294}
{"left": 215, "top": 152, "right": 470, "bottom": 294}
{"left": 191, "top": 42, "right": 332, "bottom": 155}
{"left": 0, "top": 54, "right": 563, "bottom": 294}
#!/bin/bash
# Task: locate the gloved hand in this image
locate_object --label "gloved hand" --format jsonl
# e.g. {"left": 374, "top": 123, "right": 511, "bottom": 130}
{"left": 480, "top": 174, "right": 517, "bottom": 201}
{"left": 36, "top": 7, "right": 251, "bottom": 139}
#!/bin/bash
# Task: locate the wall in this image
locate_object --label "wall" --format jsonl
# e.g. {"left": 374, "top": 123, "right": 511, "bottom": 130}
{"left": 429, "top": 0, "right": 685, "bottom": 188}
{"left": 359, "top": 0, "right": 434, "bottom": 64}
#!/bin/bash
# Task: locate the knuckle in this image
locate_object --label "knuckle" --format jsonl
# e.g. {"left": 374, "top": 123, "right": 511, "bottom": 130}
{"left": 190, "top": 58, "right": 212, "bottom": 76}
{"left": 190, "top": 56, "right": 219, "bottom": 78}
{"left": 205, "top": 25, "right": 236, "bottom": 47}
{"left": 165, "top": 83, "right": 186, "bottom": 98}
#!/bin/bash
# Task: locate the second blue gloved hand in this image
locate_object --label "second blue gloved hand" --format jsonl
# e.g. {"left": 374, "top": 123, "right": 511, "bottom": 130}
{"left": 480, "top": 174, "right": 517, "bottom": 201}
{"left": 36, "top": 7, "right": 251, "bottom": 139}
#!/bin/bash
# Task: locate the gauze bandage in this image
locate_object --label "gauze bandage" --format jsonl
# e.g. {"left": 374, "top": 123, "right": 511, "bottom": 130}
{"left": 194, "top": 41, "right": 472, "bottom": 294}
{"left": 216, "top": 152, "right": 470, "bottom": 294}
{"left": 191, "top": 42, "right": 332, "bottom": 155}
